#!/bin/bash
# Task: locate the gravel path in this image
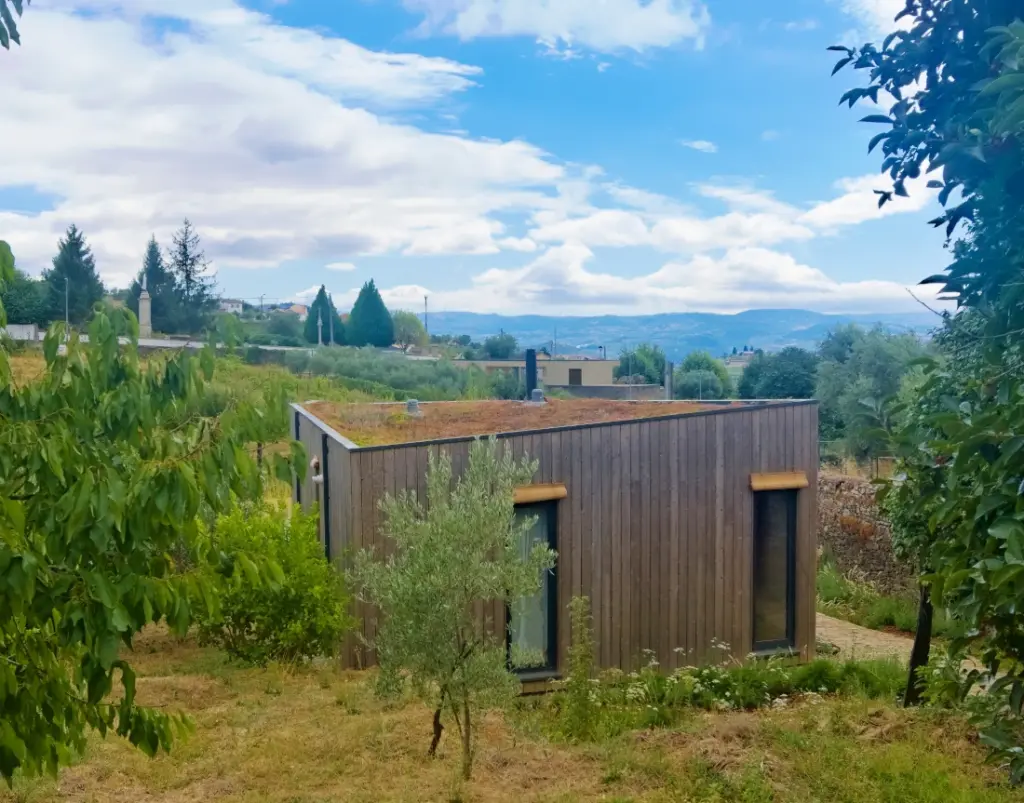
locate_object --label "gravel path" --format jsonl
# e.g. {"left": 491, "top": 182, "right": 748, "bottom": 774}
{"left": 816, "top": 613, "right": 912, "bottom": 661}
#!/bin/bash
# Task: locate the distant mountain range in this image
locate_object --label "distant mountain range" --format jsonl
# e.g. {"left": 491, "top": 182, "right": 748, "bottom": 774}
{"left": 426, "top": 309, "right": 940, "bottom": 361}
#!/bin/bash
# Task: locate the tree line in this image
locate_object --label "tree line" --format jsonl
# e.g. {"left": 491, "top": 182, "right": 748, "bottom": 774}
{"left": 0, "top": 220, "right": 424, "bottom": 350}
{"left": 617, "top": 324, "right": 929, "bottom": 458}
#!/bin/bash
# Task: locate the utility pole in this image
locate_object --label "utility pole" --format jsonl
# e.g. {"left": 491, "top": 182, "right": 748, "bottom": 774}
{"left": 259, "top": 293, "right": 264, "bottom": 315}
{"left": 317, "top": 308, "right": 323, "bottom": 347}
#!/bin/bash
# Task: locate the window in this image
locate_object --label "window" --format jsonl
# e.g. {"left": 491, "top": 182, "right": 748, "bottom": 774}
{"left": 568, "top": 368, "right": 583, "bottom": 386}
{"left": 752, "top": 490, "right": 797, "bottom": 651}
{"left": 507, "top": 501, "right": 558, "bottom": 676}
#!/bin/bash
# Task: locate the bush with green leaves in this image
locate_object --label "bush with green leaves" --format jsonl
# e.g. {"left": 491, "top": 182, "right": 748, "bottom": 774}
{"left": 0, "top": 283, "right": 302, "bottom": 782}
{"left": 196, "top": 504, "right": 351, "bottom": 666}
{"left": 674, "top": 369, "right": 724, "bottom": 400}
{"left": 558, "top": 596, "right": 599, "bottom": 742}
{"left": 353, "top": 438, "right": 556, "bottom": 780}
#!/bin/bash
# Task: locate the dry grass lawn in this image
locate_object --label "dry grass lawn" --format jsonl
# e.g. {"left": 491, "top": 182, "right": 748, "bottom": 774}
{"left": 3, "top": 629, "right": 1021, "bottom": 803}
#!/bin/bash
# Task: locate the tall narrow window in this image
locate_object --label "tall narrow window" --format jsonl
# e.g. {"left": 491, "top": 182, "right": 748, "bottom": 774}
{"left": 752, "top": 490, "right": 797, "bottom": 651}
{"left": 508, "top": 501, "right": 558, "bottom": 675}
{"left": 568, "top": 368, "right": 583, "bottom": 386}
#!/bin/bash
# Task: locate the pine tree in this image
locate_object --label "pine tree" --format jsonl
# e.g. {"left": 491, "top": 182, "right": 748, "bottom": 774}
{"left": 303, "top": 286, "right": 345, "bottom": 345}
{"left": 168, "top": 219, "right": 216, "bottom": 334}
{"left": 127, "top": 236, "right": 186, "bottom": 335}
{"left": 347, "top": 279, "right": 394, "bottom": 347}
{"left": 42, "top": 224, "right": 104, "bottom": 326}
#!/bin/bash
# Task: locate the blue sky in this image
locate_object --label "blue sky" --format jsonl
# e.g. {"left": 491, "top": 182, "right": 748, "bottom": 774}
{"left": 2, "top": 0, "right": 947, "bottom": 315}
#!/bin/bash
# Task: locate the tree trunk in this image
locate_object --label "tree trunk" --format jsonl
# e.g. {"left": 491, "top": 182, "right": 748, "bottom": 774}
{"left": 460, "top": 695, "right": 472, "bottom": 780}
{"left": 428, "top": 707, "right": 444, "bottom": 757}
{"left": 903, "top": 583, "right": 934, "bottom": 707}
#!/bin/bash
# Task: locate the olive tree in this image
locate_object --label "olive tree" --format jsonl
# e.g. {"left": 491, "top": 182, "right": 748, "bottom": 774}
{"left": 353, "top": 438, "right": 555, "bottom": 780}
{"left": 0, "top": 256, "right": 303, "bottom": 782}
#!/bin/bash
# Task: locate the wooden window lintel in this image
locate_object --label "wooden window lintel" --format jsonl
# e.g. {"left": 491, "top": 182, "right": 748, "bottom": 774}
{"left": 750, "top": 472, "right": 809, "bottom": 492}
{"left": 513, "top": 483, "right": 568, "bottom": 505}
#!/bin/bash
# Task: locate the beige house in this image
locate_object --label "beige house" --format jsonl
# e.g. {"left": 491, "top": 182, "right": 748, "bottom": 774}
{"left": 453, "top": 357, "right": 618, "bottom": 387}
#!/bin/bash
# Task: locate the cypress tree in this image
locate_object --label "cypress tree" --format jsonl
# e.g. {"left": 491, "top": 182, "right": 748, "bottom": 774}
{"left": 348, "top": 279, "right": 394, "bottom": 347}
{"left": 42, "top": 224, "right": 104, "bottom": 326}
{"left": 303, "top": 286, "right": 345, "bottom": 345}
{"left": 127, "top": 236, "right": 185, "bottom": 334}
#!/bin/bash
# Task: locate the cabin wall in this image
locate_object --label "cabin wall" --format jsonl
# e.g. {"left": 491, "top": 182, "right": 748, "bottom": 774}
{"left": 293, "top": 402, "right": 818, "bottom": 673}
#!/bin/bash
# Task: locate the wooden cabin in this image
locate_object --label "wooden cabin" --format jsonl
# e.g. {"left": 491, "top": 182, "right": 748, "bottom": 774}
{"left": 292, "top": 397, "right": 818, "bottom": 681}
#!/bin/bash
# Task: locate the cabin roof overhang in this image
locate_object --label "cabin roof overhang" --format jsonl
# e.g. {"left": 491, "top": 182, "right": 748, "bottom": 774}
{"left": 291, "top": 398, "right": 818, "bottom": 454}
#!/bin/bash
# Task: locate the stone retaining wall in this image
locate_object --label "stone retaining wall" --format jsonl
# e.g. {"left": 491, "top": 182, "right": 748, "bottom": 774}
{"left": 817, "top": 474, "right": 913, "bottom": 594}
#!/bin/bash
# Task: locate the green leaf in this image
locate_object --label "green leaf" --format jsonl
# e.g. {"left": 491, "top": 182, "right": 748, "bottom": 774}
{"left": 859, "top": 114, "right": 893, "bottom": 124}
{"left": 988, "top": 517, "right": 1024, "bottom": 541}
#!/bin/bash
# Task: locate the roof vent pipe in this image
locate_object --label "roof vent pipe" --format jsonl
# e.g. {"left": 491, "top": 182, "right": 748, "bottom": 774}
{"left": 525, "top": 349, "right": 538, "bottom": 398}
{"left": 530, "top": 388, "right": 545, "bottom": 404}
{"left": 406, "top": 399, "right": 422, "bottom": 417}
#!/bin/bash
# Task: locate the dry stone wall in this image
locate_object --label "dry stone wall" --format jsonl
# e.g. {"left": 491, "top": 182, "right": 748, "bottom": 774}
{"left": 817, "top": 474, "right": 914, "bottom": 594}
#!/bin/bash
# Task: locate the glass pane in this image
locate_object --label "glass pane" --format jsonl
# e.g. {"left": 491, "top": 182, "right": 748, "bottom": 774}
{"left": 510, "top": 508, "right": 551, "bottom": 668}
{"left": 753, "top": 491, "right": 793, "bottom": 646}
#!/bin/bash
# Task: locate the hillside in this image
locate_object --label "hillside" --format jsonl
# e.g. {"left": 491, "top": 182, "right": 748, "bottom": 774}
{"left": 426, "top": 309, "right": 938, "bottom": 360}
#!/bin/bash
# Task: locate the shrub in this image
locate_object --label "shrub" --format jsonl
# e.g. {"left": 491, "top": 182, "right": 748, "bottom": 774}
{"left": 559, "top": 596, "right": 598, "bottom": 741}
{"left": 197, "top": 504, "right": 352, "bottom": 666}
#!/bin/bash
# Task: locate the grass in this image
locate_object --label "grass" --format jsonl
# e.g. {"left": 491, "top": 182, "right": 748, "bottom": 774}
{"left": 817, "top": 562, "right": 965, "bottom": 639}
{"left": 2, "top": 630, "right": 1018, "bottom": 803}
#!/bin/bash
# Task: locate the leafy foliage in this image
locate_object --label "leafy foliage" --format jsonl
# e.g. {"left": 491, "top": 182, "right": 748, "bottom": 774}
{"left": 41, "top": 225, "right": 105, "bottom": 326}
{"left": 0, "top": 270, "right": 47, "bottom": 327}
{"left": 196, "top": 504, "right": 351, "bottom": 666}
{"left": 614, "top": 343, "right": 666, "bottom": 386}
{"left": 542, "top": 652, "right": 906, "bottom": 740}
{"left": 353, "top": 439, "right": 556, "bottom": 779}
{"left": 0, "top": 298, "right": 304, "bottom": 783}
{"left": 391, "top": 310, "right": 428, "bottom": 351}
{"left": 674, "top": 370, "right": 724, "bottom": 400}
{"left": 347, "top": 280, "right": 394, "bottom": 348}
{"left": 815, "top": 325, "right": 928, "bottom": 456}
{"left": 739, "top": 347, "right": 818, "bottom": 399}
{"left": 482, "top": 332, "right": 518, "bottom": 360}
{"left": 557, "top": 596, "right": 598, "bottom": 742}
{"left": 832, "top": 3, "right": 1024, "bottom": 253}
{"left": 677, "top": 351, "right": 733, "bottom": 396}
{"left": 287, "top": 346, "right": 482, "bottom": 400}
{"left": 0, "top": 0, "right": 27, "bottom": 50}
{"left": 303, "top": 286, "right": 345, "bottom": 346}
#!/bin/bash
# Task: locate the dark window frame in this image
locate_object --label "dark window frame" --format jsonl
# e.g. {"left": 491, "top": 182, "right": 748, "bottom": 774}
{"left": 568, "top": 368, "right": 583, "bottom": 386}
{"left": 506, "top": 500, "right": 559, "bottom": 680}
{"left": 751, "top": 489, "right": 798, "bottom": 653}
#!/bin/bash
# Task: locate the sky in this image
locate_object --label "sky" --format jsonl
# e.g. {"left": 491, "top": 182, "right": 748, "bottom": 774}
{"left": 1, "top": 0, "right": 951, "bottom": 316}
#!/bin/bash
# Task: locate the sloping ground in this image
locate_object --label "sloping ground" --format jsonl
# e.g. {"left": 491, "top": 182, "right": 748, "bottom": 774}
{"left": 817, "top": 613, "right": 913, "bottom": 661}
{"left": 4, "top": 628, "right": 1019, "bottom": 803}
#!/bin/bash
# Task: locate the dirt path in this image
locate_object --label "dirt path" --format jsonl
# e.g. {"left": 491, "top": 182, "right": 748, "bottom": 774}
{"left": 816, "top": 613, "right": 912, "bottom": 661}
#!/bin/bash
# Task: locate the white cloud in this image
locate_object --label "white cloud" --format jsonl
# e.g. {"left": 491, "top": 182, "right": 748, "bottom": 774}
{"left": 44, "top": 0, "right": 482, "bottom": 105}
{"left": 799, "top": 173, "right": 936, "bottom": 229}
{"left": 840, "top": 0, "right": 911, "bottom": 38}
{"left": 680, "top": 139, "right": 718, "bottom": 153}
{"left": 761, "top": 129, "right": 780, "bottom": 141}
{"left": 783, "top": 19, "right": 818, "bottom": 32}
{"left": 293, "top": 284, "right": 322, "bottom": 300}
{"left": 403, "top": 0, "right": 711, "bottom": 53}
{"left": 3, "top": 2, "right": 566, "bottom": 280}
{"left": 326, "top": 262, "right": 357, "bottom": 271}
{"left": 364, "top": 244, "right": 944, "bottom": 315}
